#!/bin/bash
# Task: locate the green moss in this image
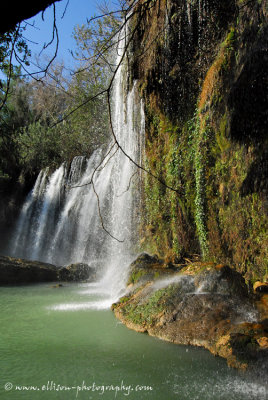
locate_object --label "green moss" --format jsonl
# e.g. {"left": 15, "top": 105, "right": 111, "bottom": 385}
{"left": 139, "top": 0, "right": 268, "bottom": 282}
{"left": 127, "top": 269, "right": 149, "bottom": 285}
{"left": 143, "top": 96, "right": 268, "bottom": 280}
{"left": 222, "top": 27, "right": 236, "bottom": 57}
{"left": 118, "top": 296, "right": 131, "bottom": 304}
{"left": 123, "top": 285, "right": 178, "bottom": 326}
{"left": 154, "top": 271, "right": 160, "bottom": 279}
{"left": 141, "top": 109, "right": 199, "bottom": 260}
{"left": 194, "top": 114, "right": 209, "bottom": 257}
{"left": 237, "top": 0, "right": 261, "bottom": 5}
{"left": 214, "top": 113, "right": 231, "bottom": 153}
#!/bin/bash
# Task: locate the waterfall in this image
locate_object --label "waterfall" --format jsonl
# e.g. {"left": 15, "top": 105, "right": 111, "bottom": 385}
{"left": 8, "top": 32, "right": 145, "bottom": 302}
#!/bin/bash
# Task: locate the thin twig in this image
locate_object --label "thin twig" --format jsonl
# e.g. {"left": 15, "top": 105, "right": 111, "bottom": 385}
{"left": 92, "top": 179, "right": 124, "bottom": 242}
{"left": 96, "top": 145, "right": 119, "bottom": 172}
{"left": 61, "top": 0, "right": 70, "bottom": 19}
{"left": 116, "top": 171, "right": 138, "bottom": 197}
{"left": 50, "top": 88, "right": 108, "bottom": 127}
{"left": 67, "top": 142, "right": 117, "bottom": 188}
{"left": 87, "top": 10, "right": 123, "bottom": 24}
{"left": 23, "top": 20, "right": 40, "bottom": 30}
{"left": 14, "top": 4, "right": 59, "bottom": 83}
{"left": 72, "top": 0, "right": 155, "bottom": 76}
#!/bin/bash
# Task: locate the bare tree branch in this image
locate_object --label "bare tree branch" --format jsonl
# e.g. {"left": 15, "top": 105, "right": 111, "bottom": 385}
{"left": 71, "top": 0, "right": 155, "bottom": 76}
{"left": 96, "top": 145, "right": 119, "bottom": 172}
{"left": 13, "top": 3, "right": 60, "bottom": 84}
{"left": 39, "top": 4, "right": 59, "bottom": 71}
{"left": 86, "top": 10, "right": 123, "bottom": 25}
{"left": 51, "top": 88, "right": 108, "bottom": 126}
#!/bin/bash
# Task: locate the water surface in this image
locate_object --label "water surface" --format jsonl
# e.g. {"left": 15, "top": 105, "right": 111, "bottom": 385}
{"left": 0, "top": 283, "right": 266, "bottom": 400}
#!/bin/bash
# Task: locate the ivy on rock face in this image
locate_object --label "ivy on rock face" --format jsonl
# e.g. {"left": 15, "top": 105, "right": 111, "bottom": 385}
{"left": 137, "top": 0, "right": 268, "bottom": 281}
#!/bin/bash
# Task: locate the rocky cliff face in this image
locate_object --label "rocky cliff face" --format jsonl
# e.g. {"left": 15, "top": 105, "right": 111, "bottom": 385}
{"left": 130, "top": 0, "right": 268, "bottom": 282}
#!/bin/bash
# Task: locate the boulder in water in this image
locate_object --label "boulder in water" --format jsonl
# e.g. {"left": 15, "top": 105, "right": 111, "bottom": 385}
{"left": 0, "top": 255, "right": 59, "bottom": 284}
{"left": 0, "top": 256, "right": 97, "bottom": 284}
{"left": 59, "top": 263, "right": 95, "bottom": 282}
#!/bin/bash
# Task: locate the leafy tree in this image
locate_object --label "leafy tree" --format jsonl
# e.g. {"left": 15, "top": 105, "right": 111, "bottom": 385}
{"left": 0, "top": 25, "right": 31, "bottom": 182}
{"left": 0, "top": 26, "right": 31, "bottom": 109}
{"left": 65, "top": 12, "right": 122, "bottom": 150}
{"left": 16, "top": 122, "right": 63, "bottom": 172}
{"left": 0, "top": 76, "right": 33, "bottom": 181}
{"left": 0, "top": 27, "right": 30, "bottom": 74}
{"left": 0, "top": 6, "right": 123, "bottom": 181}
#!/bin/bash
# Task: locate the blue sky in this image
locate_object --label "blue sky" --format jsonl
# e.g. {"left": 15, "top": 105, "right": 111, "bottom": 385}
{"left": 23, "top": 0, "right": 108, "bottom": 72}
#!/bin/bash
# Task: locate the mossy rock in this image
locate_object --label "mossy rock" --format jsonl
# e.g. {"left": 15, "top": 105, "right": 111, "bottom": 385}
{"left": 130, "top": 252, "right": 164, "bottom": 269}
{"left": 193, "top": 264, "right": 249, "bottom": 298}
{"left": 128, "top": 253, "right": 181, "bottom": 285}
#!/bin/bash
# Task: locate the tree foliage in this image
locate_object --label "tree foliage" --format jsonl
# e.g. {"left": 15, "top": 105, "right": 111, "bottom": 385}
{"left": 0, "top": 8, "right": 122, "bottom": 182}
{"left": 0, "top": 27, "right": 30, "bottom": 77}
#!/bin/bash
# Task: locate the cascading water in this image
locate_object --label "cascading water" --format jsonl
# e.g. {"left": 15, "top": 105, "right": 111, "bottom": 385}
{"left": 8, "top": 31, "right": 145, "bottom": 306}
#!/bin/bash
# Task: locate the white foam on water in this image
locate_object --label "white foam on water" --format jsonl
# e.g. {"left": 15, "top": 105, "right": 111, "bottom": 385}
{"left": 174, "top": 376, "right": 267, "bottom": 399}
{"left": 49, "top": 279, "right": 121, "bottom": 312}
{"left": 50, "top": 299, "right": 113, "bottom": 311}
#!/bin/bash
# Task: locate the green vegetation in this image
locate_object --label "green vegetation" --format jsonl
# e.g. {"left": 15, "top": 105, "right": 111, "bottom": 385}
{"left": 0, "top": 12, "right": 120, "bottom": 183}
{"left": 123, "top": 284, "right": 178, "bottom": 326}
{"left": 0, "top": 27, "right": 30, "bottom": 76}
{"left": 138, "top": 0, "right": 268, "bottom": 281}
{"left": 141, "top": 108, "right": 197, "bottom": 261}
{"left": 193, "top": 114, "right": 209, "bottom": 257}
{"left": 127, "top": 269, "right": 149, "bottom": 285}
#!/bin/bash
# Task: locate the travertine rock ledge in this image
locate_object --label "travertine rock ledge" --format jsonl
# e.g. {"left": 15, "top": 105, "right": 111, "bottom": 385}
{"left": 112, "top": 253, "right": 268, "bottom": 370}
